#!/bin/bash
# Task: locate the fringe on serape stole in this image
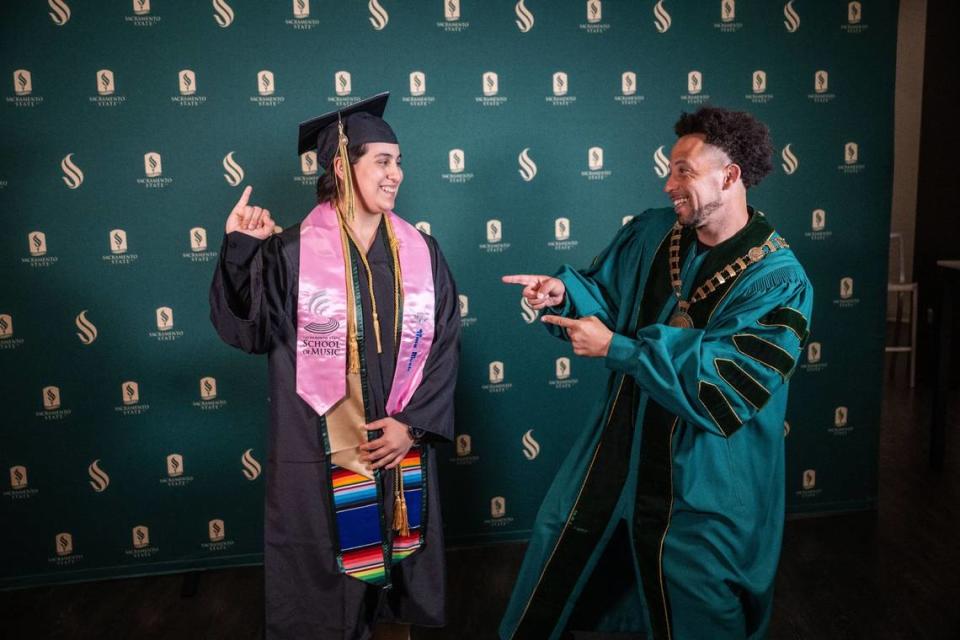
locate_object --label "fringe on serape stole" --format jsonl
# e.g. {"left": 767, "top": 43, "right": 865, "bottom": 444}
{"left": 332, "top": 448, "right": 426, "bottom": 584}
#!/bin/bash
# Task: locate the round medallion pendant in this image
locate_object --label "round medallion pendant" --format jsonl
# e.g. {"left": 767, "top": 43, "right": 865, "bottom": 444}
{"left": 668, "top": 311, "right": 694, "bottom": 329}
{"left": 748, "top": 246, "right": 765, "bottom": 263}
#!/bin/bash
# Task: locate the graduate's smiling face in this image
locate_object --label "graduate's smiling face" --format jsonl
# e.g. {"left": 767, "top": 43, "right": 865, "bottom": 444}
{"left": 349, "top": 142, "right": 403, "bottom": 216}
{"left": 664, "top": 134, "right": 737, "bottom": 228}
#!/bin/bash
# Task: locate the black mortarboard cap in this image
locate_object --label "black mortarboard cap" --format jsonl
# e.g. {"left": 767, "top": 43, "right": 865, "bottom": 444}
{"left": 297, "top": 92, "right": 397, "bottom": 168}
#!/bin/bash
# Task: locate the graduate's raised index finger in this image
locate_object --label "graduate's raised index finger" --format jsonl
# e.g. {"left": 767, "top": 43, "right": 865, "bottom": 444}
{"left": 540, "top": 315, "right": 577, "bottom": 328}
{"left": 501, "top": 274, "right": 540, "bottom": 286}
{"left": 233, "top": 185, "right": 253, "bottom": 210}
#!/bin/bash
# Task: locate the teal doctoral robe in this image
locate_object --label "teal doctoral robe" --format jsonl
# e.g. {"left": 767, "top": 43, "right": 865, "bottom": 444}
{"left": 500, "top": 207, "right": 814, "bottom": 640}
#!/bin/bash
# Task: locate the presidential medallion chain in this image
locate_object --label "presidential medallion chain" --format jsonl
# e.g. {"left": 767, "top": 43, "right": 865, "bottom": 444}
{"left": 667, "top": 223, "right": 788, "bottom": 329}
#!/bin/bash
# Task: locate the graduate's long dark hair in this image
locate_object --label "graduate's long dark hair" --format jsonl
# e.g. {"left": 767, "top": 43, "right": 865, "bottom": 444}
{"left": 315, "top": 143, "right": 367, "bottom": 204}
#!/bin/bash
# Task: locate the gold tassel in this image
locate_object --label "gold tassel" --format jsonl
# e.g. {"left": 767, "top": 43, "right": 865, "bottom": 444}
{"left": 392, "top": 465, "right": 410, "bottom": 537}
{"left": 334, "top": 117, "right": 356, "bottom": 222}
{"left": 336, "top": 216, "right": 361, "bottom": 374}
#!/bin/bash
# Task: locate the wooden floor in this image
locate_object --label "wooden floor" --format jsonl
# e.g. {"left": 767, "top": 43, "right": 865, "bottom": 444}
{"left": 4, "top": 374, "right": 958, "bottom": 640}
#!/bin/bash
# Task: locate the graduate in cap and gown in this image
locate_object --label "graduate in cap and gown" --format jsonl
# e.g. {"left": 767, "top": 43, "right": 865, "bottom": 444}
{"left": 209, "top": 93, "right": 460, "bottom": 640}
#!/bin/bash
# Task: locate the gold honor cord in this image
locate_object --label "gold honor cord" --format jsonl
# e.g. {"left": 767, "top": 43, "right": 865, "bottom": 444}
{"left": 667, "top": 223, "right": 788, "bottom": 329}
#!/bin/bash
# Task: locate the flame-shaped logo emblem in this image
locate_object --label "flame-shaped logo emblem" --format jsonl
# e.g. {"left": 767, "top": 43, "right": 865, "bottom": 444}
{"left": 28, "top": 231, "right": 48, "bottom": 257}
{"left": 802, "top": 469, "right": 816, "bottom": 490}
{"left": 200, "top": 376, "right": 217, "bottom": 400}
{"left": 722, "top": 0, "right": 735, "bottom": 21}
{"left": 815, "top": 70, "right": 828, "bottom": 94}
{"left": 849, "top": 1, "right": 861, "bottom": 24}
{"left": 132, "top": 525, "right": 150, "bottom": 549}
{"left": 167, "top": 453, "right": 184, "bottom": 477}
{"left": 134, "top": 0, "right": 151, "bottom": 16}
{"left": 368, "top": 0, "right": 389, "bottom": 30}
{"left": 844, "top": 142, "right": 858, "bottom": 165}
{"left": 456, "top": 433, "right": 471, "bottom": 457}
{"left": 156, "top": 306, "right": 174, "bottom": 331}
{"left": 144, "top": 152, "right": 162, "bottom": 178}
{"left": 10, "top": 465, "right": 27, "bottom": 489}
{"left": 209, "top": 519, "right": 225, "bottom": 542}
{"left": 223, "top": 151, "right": 245, "bottom": 187}
{"left": 448, "top": 148, "right": 464, "bottom": 174}
{"left": 783, "top": 0, "right": 800, "bottom": 32}
{"left": 483, "top": 71, "right": 499, "bottom": 96}
{"left": 518, "top": 147, "right": 537, "bottom": 182}
{"left": 75, "top": 310, "right": 98, "bottom": 345}
{"left": 240, "top": 449, "right": 262, "bottom": 481}
{"left": 335, "top": 70, "right": 352, "bottom": 96}
{"left": 179, "top": 69, "right": 196, "bottom": 96}
{"left": 300, "top": 151, "right": 317, "bottom": 176}
{"left": 88, "top": 459, "right": 110, "bottom": 492}
{"left": 520, "top": 297, "right": 539, "bottom": 325}
{"left": 807, "top": 341, "right": 821, "bottom": 364}
{"left": 753, "top": 70, "right": 766, "bottom": 93}
{"left": 56, "top": 533, "right": 74, "bottom": 556}
{"left": 0, "top": 314, "right": 12, "bottom": 340}
{"left": 409, "top": 71, "right": 426, "bottom": 96}
{"left": 445, "top": 0, "right": 460, "bottom": 21}
{"left": 840, "top": 277, "right": 854, "bottom": 299}
{"left": 293, "top": 0, "right": 310, "bottom": 19}
{"left": 688, "top": 70, "right": 702, "bottom": 95}
{"left": 191, "top": 227, "right": 208, "bottom": 252}
{"left": 622, "top": 71, "right": 636, "bottom": 96}
{"left": 489, "top": 361, "right": 504, "bottom": 384}
{"left": 553, "top": 71, "right": 568, "bottom": 96}
{"left": 110, "top": 228, "right": 128, "bottom": 254}
{"left": 556, "top": 357, "right": 570, "bottom": 380}
{"left": 521, "top": 429, "right": 541, "bottom": 460}
{"left": 812, "top": 209, "right": 826, "bottom": 231}
{"left": 781, "top": 144, "right": 798, "bottom": 175}
{"left": 653, "top": 0, "right": 671, "bottom": 32}
{"left": 14, "top": 69, "right": 32, "bottom": 96}
{"left": 257, "top": 70, "right": 275, "bottom": 96}
{"left": 241, "top": 448, "right": 262, "bottom": 480}
{"left": 61, "top": 153, "right": 84, "bottom": 189}
{"left": 486, "top": 219, "right": 502, "bottom": 244}
{"left": 515, "top": 0, "right": 534, "bottom": 32}
{"left": 491, "top": 496, "right": 506, "bottom": 519}
{"left": 587, "top": 0, "right": 602, "bottom": 23}
{"left": 97, "top": 69, "right": 115, "bottom": 96}
{"left": 48, "top": 0, "right": 71, "bottom": 25}
{"left": 834, "top": 406, "right": 848, "bottom": 427}
{"left": 458, "top": 294, "right": 469, "bottom": 317}
{"left": 653, "top": 145, "right": 670, "bottom": 178}
{"left": 43, "top": 385, "right": 61, "bottom": 411}
{"left": 555, "top": 217, "right": 570, "bottom": 241}
{"left": 588, "top": 147, "right": 603, "bottom": 171}
{"left": 213, "top": 0, "right": 234, "bottom": 27}
{"left": 122, "top": 381, "right": 140, "bottom": 405}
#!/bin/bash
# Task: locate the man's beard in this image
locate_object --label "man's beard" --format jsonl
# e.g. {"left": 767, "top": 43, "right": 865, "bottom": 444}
{"left": 680, "top": 198, "right": 722, "bottom": 228}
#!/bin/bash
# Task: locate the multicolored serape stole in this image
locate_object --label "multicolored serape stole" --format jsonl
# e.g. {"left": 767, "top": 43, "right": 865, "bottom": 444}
{"left": 333, "top": 447, "right": 426, "bottom": 585}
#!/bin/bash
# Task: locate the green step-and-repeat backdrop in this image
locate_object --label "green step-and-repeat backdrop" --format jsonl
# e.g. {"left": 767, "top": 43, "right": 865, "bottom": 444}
{"left": 1, "top": 0, "right": 896, "bottom": 589}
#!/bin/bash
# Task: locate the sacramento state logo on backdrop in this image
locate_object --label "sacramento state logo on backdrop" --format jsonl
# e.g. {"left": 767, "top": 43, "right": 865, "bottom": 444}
{"left": 714, "top": 0, "right": 742, "bottom": 32}
{"left": 213, "top": 0, "right": 235, "bottom": 27}
{"left": 126, "top": 0, "right": 162, "bottom": 27}
{"left": 518, "top": 148, "right": 537, "bottom": 182}
{"left": 223, "top": 152, "right": 245, "bottom": 186}
{"left": 746, "top": 70, "right": 772, "bottom": 104}
{"left": 514, "top": 0, "right": 534, "bottom": 32}
{"left": 285, "top": 0, "right": 319, "bottom": 29}
{"left": 808, "top": 70, "right": 835, "bottom": 103}
{"left": 61, "top": 153, "right": 84, "bottom": 189}
{"left": 479, "top": 219, "right": 510, "bottom": 253}
{"left": 653, "top": 146, "right": 670, "bottom": 178}
{"left": 183, "top": 226, "right": 217, "bottom": 263}
{"left": 615, "top": 71, "right": 644, "bottom": 105}
{"left": 103, "top": 228, "right": 139, "bottom": 265}
{"left": 800, "top": 340, "right": 827, "bottom": 373}
{"left": 842, "top": 1, "right": 868, "bottom": 34}
{"left": 194, "top": 376, "right": 228, "bottom": 410}
{"left": 579, "top": 0, "right": 610, "bottom": 34}
{"left": 442, "top": 148, "right": 473, "bottom": 184}
{"left": 458, "top": 294, "right": 477, "bottom": 327}
{"left": 22, "top": 230, "right": 59, "bottom": 268}
{"left": 839, "top": 141, "right": 864, "bottom": 174}
{"left": 87, "top": 459, "right": 110, "bottom": 493}
{"left": 251, "top": 71, "right": 285, "bottom": 106}
{"left": 476, "top": 71, "right": 507, "bottom": 107}
{"left": 74, "top": 310, "right": 98, "bottom": 345}
{"left": 36, "top": 384, "right": 72, "bottom": 421}
{"left": 0, "top": 313, "right": 25, "bottom": 350}
{"left": 780, "top": 144, "right": 798, "bottom": 175}
{"left": 403, "top": 71, "right": 435, "bottom": 107}
{"left": 485, "top": 495, "right": 514, "bottom": 527}
{"left": 368, "top": 0, "right": 389, "bottom": 30}
{"left": 90, "top": 69, "right": 127, "bottom": 107}
{"left": 800, "top": 469, "right": 818, "bottom": 494}
{"left": 126, "top": 524, "right": 160, "bottom": 558}
{"left": 653, "top": 0, "right": 671, "bottom": 33}
{"left": 48, "top": 0, "right": 71, "bottom": 26}
{"left": 149, "top": 306, "right": 184, "bottom": 341}
{"left": 328, "top": 71, "right": 355, "bottom": 107}
{"left": 581, "top": 146, "right": 611, "bottom": 181}
{"left": 295, "top": 150, "right": 318, "bottom": 186}
{"left": 483, "top": 361, "right": 512, "bottom": 393}
{"left": 834, "top": 276, "right": 860, "bottom": 308}
{"left": 522, "top": 429, "right": 541, "bottom": 460}
{"left": 115, "top": 380, "right": 150, "bottom": 416}
{"left": 829, "top": 406, "right": 852, "bottom": 435}
{"left": 138, "top": 152, "right": 173, "bottom": 188}
{"left": 783, "top": 0, "right": 800, "bottom": 32}
{"left": 172, "top": 70, "right": 206, "bottom": 106}
{"left": 550, "top": 356, "right": 579, "bottom": 389}
{"left": 161, "top": 453, "right": 194, "bottom": 487}
{"left": 805, "top": 208, "right": 832, "bottom": 241}
{"left": 547, "top": 71, "right": 576, "bottom": 106}
{"left": 5, "top": 464, "right": 39, "bottom": 499}
{"left": 438, "top": 0, "right": 469, "bottom": 32}
{"left": 520, "top": 297, "right": 539, "bottom": 325}
{"left": 8, "top": 69, "right": 44, "bottom": 107}
{"left": 549, "top": 217, "right": 578, "bottom": 251}
{"left": 451, "top": 432, "right": 480, "bottom": 465}
{"left": 682, "top": 70, "right": 709, "bottom": 105}
{"left": 203, "top": 518, "right": 235, "bottom": 551}
{"left": 49, "top": 531, "right": 84, "bottom": 567}
{"left": 241, "top": 449, "right": 262, "bottom": 480}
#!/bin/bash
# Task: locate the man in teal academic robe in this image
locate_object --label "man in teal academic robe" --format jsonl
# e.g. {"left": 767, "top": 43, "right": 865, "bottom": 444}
{"left": 501, "top": 107, "right": 813, "bottom": 640}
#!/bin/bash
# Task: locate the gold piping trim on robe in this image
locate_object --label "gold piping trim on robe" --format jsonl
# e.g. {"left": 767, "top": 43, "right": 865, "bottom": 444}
{"left": 656, "top": 417, "right": 679, "bottom": 640}
{"left": 714, "top": 357, "right": 771, "bottom": 411}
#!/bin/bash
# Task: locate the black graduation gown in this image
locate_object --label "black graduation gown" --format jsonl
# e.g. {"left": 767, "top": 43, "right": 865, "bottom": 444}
{"left": 209, "top": 217, "right": 460, "bottom": 640}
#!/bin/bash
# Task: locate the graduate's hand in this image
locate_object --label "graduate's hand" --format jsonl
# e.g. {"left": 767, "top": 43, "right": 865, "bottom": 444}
{"left": 225, "top": 185, "right": 275, "bottom": 240}
{"left": 360, "top": 417, "right": 414, "bottom": 471}
{"left": 541, "top": 315, "right": 613, "bottom": 358}
{"left": 501, "top": 274, "right": 566, "bottom": 309}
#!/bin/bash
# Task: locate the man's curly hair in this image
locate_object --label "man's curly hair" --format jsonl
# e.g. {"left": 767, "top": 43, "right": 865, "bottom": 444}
{"left": 674, "top": 107, "right": 773, "bottom": 189}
